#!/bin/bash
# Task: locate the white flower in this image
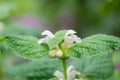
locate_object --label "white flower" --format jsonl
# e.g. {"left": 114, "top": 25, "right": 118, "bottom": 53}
{"left": 67, "top": 65, "right": 81, "bottom": 80}
{"left": 41, "top": 30, "right": 55, "bottom": 38}
{"left": 0, "top": 22, "right": 4, "bottom": 32}
{"left": 54, "top": 70, "right": 64, "bottom": 80}
{"left": 38, "top": 30, "right": 55, "bottom": 44}
{"left": 63, "top": 30, "right": 82, "bottom": 48}
{"left": 49, "top": 49, "right": 63, "bottom": 58}
{"left": 54, "top": 65, "right": 81, "bottom": 80}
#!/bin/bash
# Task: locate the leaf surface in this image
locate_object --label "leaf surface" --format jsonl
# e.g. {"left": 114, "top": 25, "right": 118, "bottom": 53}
{"left": 66, "top": 34, "right": 120, "bottom": 57}
{"left": 6, "top": 35, "right": 49, "bottom": 60}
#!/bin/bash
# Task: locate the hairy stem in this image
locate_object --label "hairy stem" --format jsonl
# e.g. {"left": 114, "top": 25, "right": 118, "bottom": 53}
{"left": 62, "top": 59, "right": 67, "bottom": 80}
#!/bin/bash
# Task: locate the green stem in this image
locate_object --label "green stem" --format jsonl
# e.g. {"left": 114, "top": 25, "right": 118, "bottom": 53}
{"left": 62, "top": 59, "right": 67, "bottom": 80}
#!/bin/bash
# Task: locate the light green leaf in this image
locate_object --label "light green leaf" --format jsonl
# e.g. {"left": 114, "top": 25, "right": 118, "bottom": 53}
{"left": 65, "top": 34, "right": 120, "bottom": 58}
{"left": 47, "top": 30, "right": 67, "bottom": 49}
{"left": 5, "top": 35, "right": 49, "bottom": 60}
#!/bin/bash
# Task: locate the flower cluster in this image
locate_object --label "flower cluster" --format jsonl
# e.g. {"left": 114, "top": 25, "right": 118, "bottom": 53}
{"left": 38, "top": 30, "right": 82, "bottom": 58}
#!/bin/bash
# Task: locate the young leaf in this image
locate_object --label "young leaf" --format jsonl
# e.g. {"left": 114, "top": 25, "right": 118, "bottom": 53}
{"left": 5, "top": 35, "right": 49, "bottom": 60}
{"left": 65, "top": 34, "right": 120, "bottom": 58}
{"left": 47, "top": 30, "right": 67, "bottom": 49}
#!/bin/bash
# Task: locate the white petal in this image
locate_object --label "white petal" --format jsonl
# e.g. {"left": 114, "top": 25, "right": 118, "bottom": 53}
{"left": 65, "top": 30, "right": 76, "bottom": 37}
{"left": 54, "top": 70, "right": 64, "bottom": 80}
{"left": 71, "top": 35, "right": 82, "bottom": 43}
{"left": 41, "top": 30, "right": 55, "bottom": 38}
{"left": 67, "top": 65, "right": 81, "bottom": 80}
{"left": 75, "top": 37, "right": 82, "bottom": 43}
{"left": 63, "top": 36, "right": 75, "bottom": 48}
{"left": 67, "top": 65, "right": 74, "bottom": 74}
{"left": 38, "top": 38, "right": 46, "bottom": 44}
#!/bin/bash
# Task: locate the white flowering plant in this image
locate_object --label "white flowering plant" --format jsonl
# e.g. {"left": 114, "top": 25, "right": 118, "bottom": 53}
{"left": 1, "top": 30, "right": 120, "bottom": 80}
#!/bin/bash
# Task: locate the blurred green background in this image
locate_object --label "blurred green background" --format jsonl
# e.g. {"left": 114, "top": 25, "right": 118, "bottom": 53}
{"left": 0, "top": 0, "right": 120, "bottom": 80}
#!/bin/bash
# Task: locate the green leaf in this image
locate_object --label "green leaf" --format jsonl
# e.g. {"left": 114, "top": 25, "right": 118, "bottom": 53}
{"left": 47, "top": 30, "right": 67, "bottom": 49}
{"left": 70, "top": 54, "right": 114, "bottom": 79}
{"left": 48, "top": 77, "right": 58, "bottom": 80}
{"left": 65, "top": 34, "right": 120, "bottom": 58}
{"left": 5, "top": 35, "right": 49, "bottom": 60}
{"left": 4, "top": 58, "right": 62, "bottom": 80}
{"left": 82, "top": 54, "right": 114, "bottom": 79}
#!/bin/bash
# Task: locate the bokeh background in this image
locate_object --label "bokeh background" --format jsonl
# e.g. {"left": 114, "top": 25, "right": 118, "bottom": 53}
{"left": 0, "top": 0, "right": 120, "bottom": 80}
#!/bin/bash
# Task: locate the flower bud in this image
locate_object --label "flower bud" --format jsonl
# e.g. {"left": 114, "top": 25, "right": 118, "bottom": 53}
{"left": 49, "top": 50, "right": 56, "bottom": 57}
{"left": 56, "top": 50, "right": 63, "bottom": 58}
{"left": 49, "top": 49, "right": 63, "bottom": 58}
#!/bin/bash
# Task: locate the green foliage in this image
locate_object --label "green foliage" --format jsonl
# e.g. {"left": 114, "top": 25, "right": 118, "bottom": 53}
{"left": 48, "top": 77, "right": 58, "bottom": 80}
{"left": 5, "top": 54, "right": 114, "bottom": 80}
{"left": 1, "top": 23, "right": 41, "bottom": 37}
{"left": 66, "top": 34, "right": 120, "bottom": 58}
{"left": 70, "top": 54, "right": 114, "bottom": 79}
{"left": 5, "top": 35, "right": 49, "bottom": 60}
{"left": 101, "top": 0, "right": 120, "bottom": 15}
{"left": 0, "top": 36, "right": 6, "bottom": 43}
{"left": 0, "top": 2, "right": 16, "bottom": 19}
{"left": 83, "top": 55, "right": 114, "bottom": 79}
{"left": 47, "top": 30, "right": 67, "bottom": 49}
{"left": 4, "top": 58, "right": 62, "bottom": 80}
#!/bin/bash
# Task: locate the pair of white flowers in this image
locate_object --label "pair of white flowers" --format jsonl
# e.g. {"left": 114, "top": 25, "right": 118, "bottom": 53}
{"left": 38, "top": 30, "right": 82, "bottom": 47}
{"left": 54, "top": 65, "right": 81, "bottom": 80}
{"left": 38, "top": 30, "right": 82, "bottom": 58}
